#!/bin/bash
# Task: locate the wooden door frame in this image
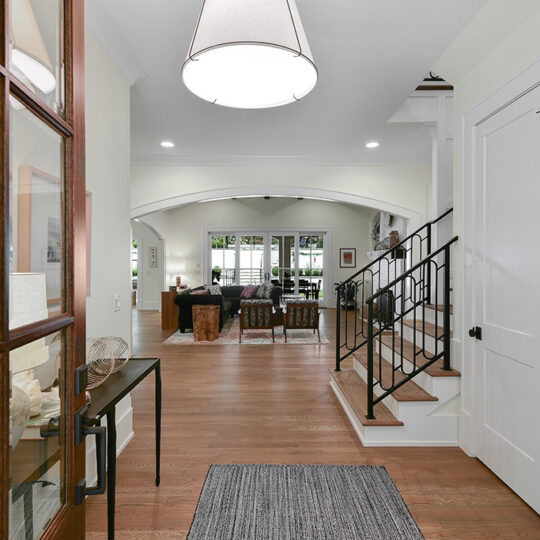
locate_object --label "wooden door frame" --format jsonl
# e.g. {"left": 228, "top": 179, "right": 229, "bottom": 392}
{"left": 461, "top": 59, "right": 540, "bottom": 457}
{"left": 0, "top": 0, "right": 87, "bottom": 538}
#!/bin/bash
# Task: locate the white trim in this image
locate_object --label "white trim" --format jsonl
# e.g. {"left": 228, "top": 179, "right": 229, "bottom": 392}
{"left": 131, "top": 154, "right": 430, "bottom": 168}
{"left": 130, "top": 186, "right": 422, "bottom": 228}
{"left": 461, "top": 59, "right": 540, "bottom": 456}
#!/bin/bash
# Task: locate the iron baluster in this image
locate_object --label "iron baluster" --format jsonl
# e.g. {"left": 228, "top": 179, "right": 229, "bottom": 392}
{"left": 366, "top": 301, "right": 375, "bottom": 419}
{"left": 335, "top": 285, "right": 341, "bottom": 371}
{"left": 443, "top": 245, "right": 451, "bottom": 371}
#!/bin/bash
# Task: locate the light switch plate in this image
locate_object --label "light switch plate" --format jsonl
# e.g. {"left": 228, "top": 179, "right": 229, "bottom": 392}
{"left": 113, "top": 294, "right": 120, "bottom": 312}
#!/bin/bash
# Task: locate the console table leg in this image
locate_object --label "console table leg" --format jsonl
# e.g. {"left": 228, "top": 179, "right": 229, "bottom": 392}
{"left": 106, "top": 409, "right": 116, "bottom": 540}
{"left": 155, "top": 365, "right": 162, "bottom": 487}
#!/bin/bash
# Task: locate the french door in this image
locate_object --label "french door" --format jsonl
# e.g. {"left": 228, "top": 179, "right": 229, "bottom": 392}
{"left": 1, "top": 1, "right": 87, "bottom": 539}
{"left": 209, "top": 230, "right": 327, "bottom": 304}
{"left": 469, "top": 85, "right": 540, "bottom": 512}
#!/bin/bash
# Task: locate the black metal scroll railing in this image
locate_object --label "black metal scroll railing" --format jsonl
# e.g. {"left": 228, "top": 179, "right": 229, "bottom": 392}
{"left": 335, "top": 208, "right": 453, "bottom": 372}
{"left": 364, "top": 237, "right": 458, "bottom": 419}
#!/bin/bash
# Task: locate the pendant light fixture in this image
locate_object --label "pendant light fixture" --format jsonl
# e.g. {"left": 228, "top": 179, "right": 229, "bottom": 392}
{"left": 10, "top": 0, "right": 56, "bottom": 94}
{"left": 182, "top": 0, "right": 318, "bottom": 109}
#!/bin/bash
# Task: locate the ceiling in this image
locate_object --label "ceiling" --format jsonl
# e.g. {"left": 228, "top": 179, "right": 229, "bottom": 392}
{"left": 87, "top": 0, "right": 486, "bottom": 166}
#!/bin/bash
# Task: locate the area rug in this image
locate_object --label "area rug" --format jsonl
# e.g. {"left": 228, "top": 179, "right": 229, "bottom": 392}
{"left": 164, "top": 318, "right": 329, "bottom": 345}
{"left": 187, "top": 464, "right": 424, "bottom": 540}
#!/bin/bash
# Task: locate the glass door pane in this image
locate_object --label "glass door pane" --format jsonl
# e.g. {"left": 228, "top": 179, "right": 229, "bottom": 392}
{"left": 239, "top": 235, "right": 264, "bottom": 285}
{"left": 298, "top": 235, "right": 324, "bottom": 300}
{"left": 9, "top": 97, "right": 65, "bottom": 329}
{"left": 9, "top": 330, "right": 66, "bottom": 539}
{"left": 211, "top": 235, "right": 237, "bottom": 285}
{"left": 271, "top": 235, "right": 295, "bottom": 294}
{"left": 9, "top": 0, "right": 64, "bottom": 115}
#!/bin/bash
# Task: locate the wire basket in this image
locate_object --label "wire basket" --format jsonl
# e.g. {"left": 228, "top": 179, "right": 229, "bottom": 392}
{"left": 86, "top": 337, "right": 131, "bottom": 390}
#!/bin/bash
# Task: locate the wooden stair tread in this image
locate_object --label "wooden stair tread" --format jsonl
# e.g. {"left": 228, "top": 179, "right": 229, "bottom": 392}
{"left": 329, "top": 369, "right": 403, "bottom": 426}
{"left": 360, "top": 320, "right": 393, "bottom": 335}
{"left": 380, "top": 336, "right": 461, "bottom": 377}
{"left": 354, "top": 351, "right": 438, "bottom": 402}
{"left": 425, "top": 304, "right": 453, "bottom": 314}
{"left": 403, "top": 319, "right": 453, "bottom": 338}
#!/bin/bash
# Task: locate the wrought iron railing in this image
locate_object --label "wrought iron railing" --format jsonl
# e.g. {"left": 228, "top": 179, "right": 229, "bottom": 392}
{"left": 364, "top": 237, "right": 458, "bottom": 419}
{"left": 335, "top": 208, "right": 453, "bottom": 372}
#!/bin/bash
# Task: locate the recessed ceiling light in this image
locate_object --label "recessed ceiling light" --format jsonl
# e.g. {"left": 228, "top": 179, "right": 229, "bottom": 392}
{"left": 161, "top": 141, "right": 175, "bottom": 148}
{"left": 366, "top": 141, "right": 379, "bottom": 148}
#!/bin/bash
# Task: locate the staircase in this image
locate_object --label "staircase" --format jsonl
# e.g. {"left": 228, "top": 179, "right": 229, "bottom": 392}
{"left": 330, "top": 209, "right": 461, "bottom": 446}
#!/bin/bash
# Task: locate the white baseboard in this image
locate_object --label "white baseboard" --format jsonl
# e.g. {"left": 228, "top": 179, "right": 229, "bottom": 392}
{"left": 86, "top": 395, "right": 134, "bottom": 486}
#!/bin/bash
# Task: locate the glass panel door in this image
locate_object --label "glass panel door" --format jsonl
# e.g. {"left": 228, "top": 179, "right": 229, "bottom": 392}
{"left": 210, "top": 235, "right": 236, "bottom": 285}
{"left": 298, "top": 234, "right": 324, "bottom": 301}
{"left": 238, "top": 235, "right": 265, "bottom": 285}
{"left": 270, "top": 235, "right": 296, "bottom": 295}
{"left": 2, "top": 0, "right": 86, "bottom": 537}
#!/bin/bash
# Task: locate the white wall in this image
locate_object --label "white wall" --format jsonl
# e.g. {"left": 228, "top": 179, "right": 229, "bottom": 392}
{"left": 142, "top": 198, "right": 380, "bottom": 306}
{"left": 130, "top": 165, "right": 431, "bottom": 228}
{"left": 85, "top": 30, "right": 133, "bottom": 479}
{"left": 131, "top": 220, "right": 165, "bottom": 311}
{"left": 433, "top": 0, "right": 540, "bottom": 454}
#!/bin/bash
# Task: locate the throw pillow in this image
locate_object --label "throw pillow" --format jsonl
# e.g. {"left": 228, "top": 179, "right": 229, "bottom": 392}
{"left": 178, "top": 288, "right": 192, "bottom": 296}
{"left": 255, "top": 282, "right": 274, "bottom": 300}
{"left": 240, "top": 284, "right": 259, "bottom": 299}
{"left": 207, "top": 284, "right": 222, "bottom": 295}
{"left": 191, "top": 288, "right": 209, "bottom": 295}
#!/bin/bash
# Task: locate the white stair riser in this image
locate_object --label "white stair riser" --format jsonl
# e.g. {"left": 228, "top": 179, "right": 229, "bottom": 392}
{"left": 377, "top": 342, "right": 460, "bottom": 399}
{"left": 400, "top": 324, "right": 447, "bottom": 356}
{"left": 423, "top": 306, "right": 453, "bottom": 330}
{"left": 354, "top": 358, "right": 452, "bottom": 420}
{"left": 330, "top": 378, "right": 458, "bottom": 447}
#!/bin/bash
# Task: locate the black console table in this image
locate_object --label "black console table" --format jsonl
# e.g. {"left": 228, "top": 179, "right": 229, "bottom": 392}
{"left": 88, "top": 358, "right": 161, "bottom": 540}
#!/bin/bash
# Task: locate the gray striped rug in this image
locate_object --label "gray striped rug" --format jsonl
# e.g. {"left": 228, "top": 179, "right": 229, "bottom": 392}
{"left": 187, "top": 464, "right": 424, "bottom": 539}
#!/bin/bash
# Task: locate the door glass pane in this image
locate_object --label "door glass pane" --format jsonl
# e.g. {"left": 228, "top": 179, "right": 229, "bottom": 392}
{"left": 9, "top": 330, "right": 66, "bottom": 539}
{"left": 223, "top": 235, "right": 236, "bottom": 285}
{"left": 271, "top": 235, "right": 295, "bottom": 294}
{"left": 9, "top": 0, "right": 64, "bottom": 115}
{"left": 239, "top": 235, "right": 264, "bottom": 285}
{"left": 9, "top": 97, "right": 65, "bottom": 329}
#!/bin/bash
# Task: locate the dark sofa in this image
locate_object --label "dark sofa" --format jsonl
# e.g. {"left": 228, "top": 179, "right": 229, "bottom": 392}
{"left": 174, "top": 285, "right": 283, "bottom": 333}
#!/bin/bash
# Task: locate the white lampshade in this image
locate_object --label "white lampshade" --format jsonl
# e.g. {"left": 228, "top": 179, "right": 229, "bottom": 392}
{"left": 10, "top": 0, "right": 56, "bottom": 94}
{"left": 182, "top": 0, "right": 318, "bottom": 109}
{"left": 9, "top": 273, "right": 50, "bottom": 373}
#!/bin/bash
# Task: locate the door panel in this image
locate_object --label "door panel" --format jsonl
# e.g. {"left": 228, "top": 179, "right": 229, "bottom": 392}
{"left": 2, "top": 0, "right": 86, "bottom": 538}
{"left": 473, "top": 86, "right": 540, "bottom": 512}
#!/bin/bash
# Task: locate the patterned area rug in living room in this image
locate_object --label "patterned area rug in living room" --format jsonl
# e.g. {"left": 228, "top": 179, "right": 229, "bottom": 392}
{"left": 164, "top": 318, "right": 329, "bottom": 345}
{"left": 187, "top": 465, "right": 424, "bottom": 540}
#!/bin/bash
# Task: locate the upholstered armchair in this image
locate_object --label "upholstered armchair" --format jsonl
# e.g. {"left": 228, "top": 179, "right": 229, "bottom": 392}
{"left": 283, "top": 301, "right": 320, "bottom": 343}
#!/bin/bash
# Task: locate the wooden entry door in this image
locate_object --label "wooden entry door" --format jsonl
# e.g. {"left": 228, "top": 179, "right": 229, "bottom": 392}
{"left": 1, "top": 0, "right": 88, "bottom": 538}
{"left": 471, "top": 85, "right": 540, "bottom": 513}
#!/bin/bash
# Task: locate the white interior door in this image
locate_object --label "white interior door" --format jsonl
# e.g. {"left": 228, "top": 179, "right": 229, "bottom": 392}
{"left": 472, "top": 86, "right": 540, "bottom": 512}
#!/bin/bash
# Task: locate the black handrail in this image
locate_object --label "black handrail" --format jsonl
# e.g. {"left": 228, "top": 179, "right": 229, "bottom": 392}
{"left": 335, "top": 208, "right": 453, "bottom": 371}
{"left": 339, "top": 207, "right": 453, "bottom": 287}
{"left": 364, "top": 236, "right": 457, "bottom": 419}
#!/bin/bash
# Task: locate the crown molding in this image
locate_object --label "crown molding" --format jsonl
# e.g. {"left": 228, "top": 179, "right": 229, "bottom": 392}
{"left": 86, "top": 1, "right": 147, "bottom": 86}
{"left": 130, "top": 153, "right": 431, "bottom": 168}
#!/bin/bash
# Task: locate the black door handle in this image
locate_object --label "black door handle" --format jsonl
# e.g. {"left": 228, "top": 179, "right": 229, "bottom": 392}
{"left": 76, "top": 424, "right": 106, "bottom": 504}
{"left": 469, "top": 326, "right": 482, "bottom": 340}
{"left": 74, "top": 405, "right": 107, "bottom": 504}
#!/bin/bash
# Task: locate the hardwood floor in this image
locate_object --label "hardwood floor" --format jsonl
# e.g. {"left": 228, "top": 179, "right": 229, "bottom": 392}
{"left": 86, "top": 309, "right": 540, "bottom": 539}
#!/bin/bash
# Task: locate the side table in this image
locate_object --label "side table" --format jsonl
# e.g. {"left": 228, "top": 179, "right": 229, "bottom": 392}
{"left": 161, "top": 291, "right": 178, "bottom": 330}
{"left": 87, "top": 358, "right": 161, "bottom": 540}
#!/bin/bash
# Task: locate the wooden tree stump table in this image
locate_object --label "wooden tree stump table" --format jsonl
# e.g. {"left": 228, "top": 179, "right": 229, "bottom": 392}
{"left": 192, "top": 305, "right": 220, "bottom": 341}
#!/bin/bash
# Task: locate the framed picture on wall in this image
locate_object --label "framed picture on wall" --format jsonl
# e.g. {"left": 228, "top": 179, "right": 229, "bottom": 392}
{"left": 339, "top": 248, "right": 356, "bottom": 268}
{"left": 149, "top": 246, "right": 158, "bottom": 268}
